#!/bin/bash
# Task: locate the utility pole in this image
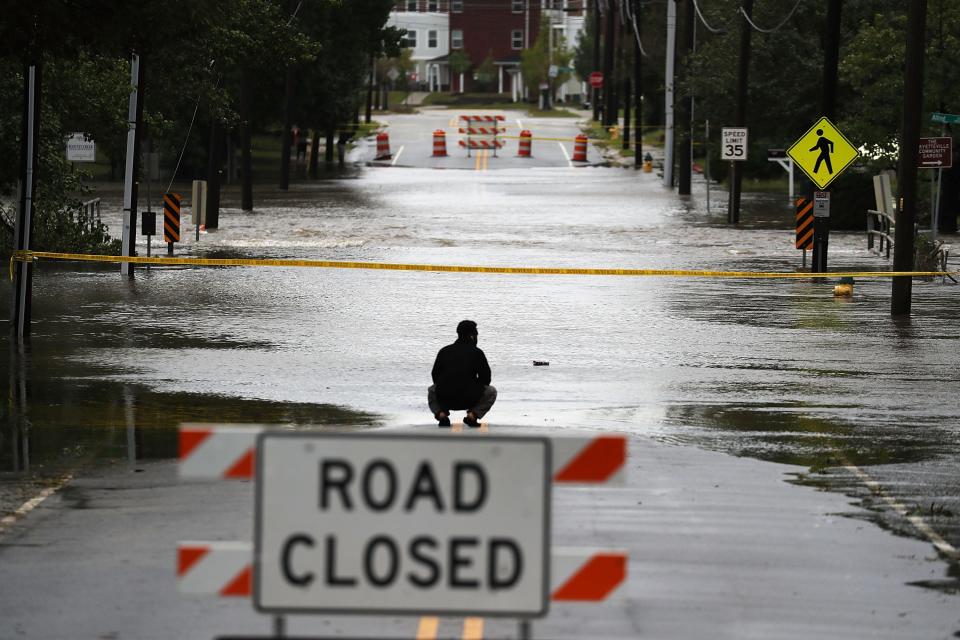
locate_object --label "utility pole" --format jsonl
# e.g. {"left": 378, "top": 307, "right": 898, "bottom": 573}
{"left": 592, "top": 0, "right": 602, "bottom": 121}
{"left": 663, "top": 0, "right": 676, "bottom": 187}
{"left": 602, "top": 1, "right": 617, "bottom": 127}
{"left": 633, "top": 0, "right": 643, "bottom": 167}
{"left": 677, "top": 0, "right": 695, "bottom": 195}
{"left": 821, "top": 0, "right": 842, "bottom": 120}
{"left": 12, "top": 61, "right": 42, "bottom": 340}
{"left": 621, "top": 10, "right": 631, "bottom": 150}
{"left": 205, "top": 120, "right": 222, "bottom": 229}
{"left": 121, "top": 53, "right": 144, "bottom": 278}
{"left": 892, "top": 0, "right": 927, "bottom": 317}
{"left": 727, "top": 0, "right": 753, "bottom": 224}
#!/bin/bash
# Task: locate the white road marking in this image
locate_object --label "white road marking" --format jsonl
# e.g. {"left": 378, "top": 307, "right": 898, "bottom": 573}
{"left": 0, "top": 475, "right": 73, "bottom": 537}
{"left": 558, "top": 141, "right": 573, "bottom": 168}
{"left": 516, "top": 118, "right": 524, "bottom": 130}
{"left": 390, "top": 145, "right": 405, "bottom": 166}
{"left": 843, "top": 464, "right": 959, "bottom": 560}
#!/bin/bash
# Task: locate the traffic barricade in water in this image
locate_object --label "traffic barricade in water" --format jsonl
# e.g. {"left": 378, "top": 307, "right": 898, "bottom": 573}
{"left": 572, "top": 134, "right": 588, "bottom": 162}
{"left": 432, "top": 129, "right": 447, "bottom": 157}
{"left": 375, "top": 132, "right": 392, "bottom": 160}
{"left": 518, "top": 130, "right": 532, "bottom": 158}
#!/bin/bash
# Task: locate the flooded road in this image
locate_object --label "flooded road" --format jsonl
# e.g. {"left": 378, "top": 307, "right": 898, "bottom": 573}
{"left": 3, "top": 144, "right": 960, "bottom": 619}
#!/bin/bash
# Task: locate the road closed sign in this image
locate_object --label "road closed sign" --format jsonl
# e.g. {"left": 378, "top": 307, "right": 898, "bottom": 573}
{"left": 254, "top": 433, "right": 550, "bottom": 616}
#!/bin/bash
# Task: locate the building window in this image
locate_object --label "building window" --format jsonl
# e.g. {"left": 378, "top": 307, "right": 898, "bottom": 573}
{"left": 428, "top": 30, "right": 438, "bottom": 48}
{"left": 406, "top": 0, "right": 417, "bottom": 11}
{"left": 512, "top": 0, "right": 524, "bottom": 13}
{"left": 451, "top": 29, "right": 463, "bottom": 49}
{"left": 402, "top": 29, "right": 417, "bottom": 48}
{"left": 427, "top": 0, "right": 438, "bottom": 10}
{"left": 451, "top": 0, "right": 463, "bottom": 13}
{"left": 511, "top": 29, "right": 524, "bottom": 50}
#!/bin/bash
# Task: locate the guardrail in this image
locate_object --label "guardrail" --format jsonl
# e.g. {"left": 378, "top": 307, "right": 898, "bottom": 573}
{"left": 866, "top": 208, "right": 952, "bottom": 280}
{"left": 76, "top": 197, "right": 102, "bottom": 231}
{"left": 866, "top": 208, "right": 895, "bottom": 259}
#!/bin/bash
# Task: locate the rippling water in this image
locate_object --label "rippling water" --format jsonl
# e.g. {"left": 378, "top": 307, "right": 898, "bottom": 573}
{"left": 3, "top": 166, "right": 959, "bottom": 545}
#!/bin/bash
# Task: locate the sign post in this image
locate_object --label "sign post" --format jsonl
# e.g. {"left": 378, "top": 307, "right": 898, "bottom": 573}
{"left": 788, "top": 117, "right": 860, "bottom": 273}
{"left": 919, "top": 133, "right": 954, "bottom": 240}
{"left": 721, "top": 127, "right": 748, "bottom": 223}
{"left": 255, "top": 432, "right": 551, "bottom": 618}
{"left": 812, "top": 191, "right": 831, "bottom": 273}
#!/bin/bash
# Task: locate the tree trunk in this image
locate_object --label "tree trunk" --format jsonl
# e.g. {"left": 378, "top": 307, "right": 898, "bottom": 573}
{"left": 279, "top": 66, "right": 295, "bottom": 190}
{"left": 325, "top": 126, "right": 335, "bottom": 167}
{"left": 308, "top": 129, "right": 320, "bottom": 177}
{"left": 240, "top": 68, "right": 253, "bottom": 211}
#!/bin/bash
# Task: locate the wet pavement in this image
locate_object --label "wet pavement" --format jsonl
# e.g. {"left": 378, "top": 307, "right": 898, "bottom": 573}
{"left": 2, "top": 111, "right": 960, "bottom": 637}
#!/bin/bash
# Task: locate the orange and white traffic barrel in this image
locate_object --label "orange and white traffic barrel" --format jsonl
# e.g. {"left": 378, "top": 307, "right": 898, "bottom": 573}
{"left": 432, "top": 129, "right": 447, "bottom": 157}
{"left": 572, "top": 134, "right": 588, "bottom": 162}
{"left": 375, "top": 132, "right": 392, "bottom": 160}
{"left": 518, "top": 130, "right": 532, "bottom": 157}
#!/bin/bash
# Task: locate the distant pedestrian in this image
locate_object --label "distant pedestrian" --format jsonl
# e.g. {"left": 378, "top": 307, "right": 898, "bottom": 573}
{"left": 428, "top": 320, "right": 496, "bottom": 428}
{"left": 810, "top": 129, "right": 834, "bottom": 175}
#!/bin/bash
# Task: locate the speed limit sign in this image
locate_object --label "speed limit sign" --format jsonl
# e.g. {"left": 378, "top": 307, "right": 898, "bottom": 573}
{"left": 721, "top": 127, "right": 748, "bottom": 161}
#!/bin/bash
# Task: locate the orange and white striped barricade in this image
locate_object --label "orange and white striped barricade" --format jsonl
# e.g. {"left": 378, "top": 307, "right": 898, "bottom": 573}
{"left": 518, "top": 130, "right": 533, "bottom": 157}
{"left": 179, "top": 425, "right": 626, "bottom": 486}
{"left": 177, "top": 541, "right": 627, "bottom": 603}
{"left": 432, "top": 129, "right": 447, "bottom": 157}
{"left": 177, "top": 541, "right": 252, "bottom": 597}
{"left": 374, "top": 132, "right": 391, "bottom": 160}
{"left": 458, "top": 115, "right": 506, "bottom": 158}
{"left": 572, "top": 134, "right": 588, "bottom": 162}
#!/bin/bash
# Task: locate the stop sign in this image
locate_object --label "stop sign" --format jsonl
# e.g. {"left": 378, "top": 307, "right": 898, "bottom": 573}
{"left": 589, "top": 71, "right": 603, "bottom": 89}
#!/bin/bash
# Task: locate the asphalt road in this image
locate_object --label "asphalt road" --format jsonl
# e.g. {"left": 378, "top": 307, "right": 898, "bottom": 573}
{"left": 2, "top": 109, "right": 959, "bottom": 639}
{"left": 1, "top": 423, "right": 958, "bottom": 639}
{"left": 359, "top": 108, "right": 593, "bottom": 170}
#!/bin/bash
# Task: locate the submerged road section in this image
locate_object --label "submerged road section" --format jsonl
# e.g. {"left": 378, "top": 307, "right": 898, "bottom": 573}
{"left": 1, "top": 109, "right": 959, "bottom": 638}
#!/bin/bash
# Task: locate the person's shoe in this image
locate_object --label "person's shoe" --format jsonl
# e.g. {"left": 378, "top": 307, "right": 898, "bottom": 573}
{"left": 436, "top": 412, "right": 451, "bottom": 428}
{"left": 463, "top": 412, "right": 480, "bottom": 428}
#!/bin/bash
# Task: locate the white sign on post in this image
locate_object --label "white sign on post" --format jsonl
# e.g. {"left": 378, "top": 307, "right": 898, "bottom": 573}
{"left": 255, "top": 433, "right": 551, "bottom": 617}
{"left": 66, "top": 133, "right": 96, "bottom": 162}
{"left": 721, "top": 127, "right": 748, "bottom": 161}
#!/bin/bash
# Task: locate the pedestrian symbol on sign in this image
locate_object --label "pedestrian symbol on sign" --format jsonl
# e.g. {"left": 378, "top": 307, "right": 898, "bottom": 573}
{"left": 810, "top": 129, "right": 834, "bottom": 175}
{"left": 787, "top": 117, "right": 859, "bottom": 189}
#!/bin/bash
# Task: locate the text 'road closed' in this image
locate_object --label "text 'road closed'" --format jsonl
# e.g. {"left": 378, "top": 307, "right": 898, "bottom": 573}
{"left": 255, "top": 434, "right": 550, "bottom": 616}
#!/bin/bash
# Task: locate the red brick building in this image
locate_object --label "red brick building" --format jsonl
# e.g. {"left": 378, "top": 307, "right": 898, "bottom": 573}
{"left": 449, "top": 0, "right": 541, "bottom": 96}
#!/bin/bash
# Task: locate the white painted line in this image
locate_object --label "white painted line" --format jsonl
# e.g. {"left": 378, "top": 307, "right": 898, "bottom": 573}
{"left": 391, "top": 145, "right": 405, "bottom": 166}
{"left": 0, "top": 475, "right": 73, "bottom": 537}
{"left": 844, "top": 464, "right": 959, "bottom": 560}
{"left": 516, "top": 119, "right": 524, "bottom": 130}
{"left": 558, "top": 141, "right": 573, "bottom": 168}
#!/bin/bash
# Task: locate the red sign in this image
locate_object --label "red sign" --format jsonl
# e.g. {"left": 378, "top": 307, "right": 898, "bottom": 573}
{"left": 589, "top": 71, "right": 603, "bottom": 89}
{"left": 918, "top": 137, "right": 953, "bottom": 168}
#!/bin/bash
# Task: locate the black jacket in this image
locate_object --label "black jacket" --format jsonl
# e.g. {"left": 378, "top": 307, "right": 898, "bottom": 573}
{"left": 431, "top": 337, "right": 492, "bottom": 410}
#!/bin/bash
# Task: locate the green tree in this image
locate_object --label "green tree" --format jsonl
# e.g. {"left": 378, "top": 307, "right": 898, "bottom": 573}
{"left": 474, "top": 52, "right": 498, "bottom": 92}
{"left": 448, "top": 50, "right": 472, "bottom": 94}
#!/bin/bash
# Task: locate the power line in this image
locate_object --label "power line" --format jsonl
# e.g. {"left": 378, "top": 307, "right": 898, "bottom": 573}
{"left": 623, "top": 0, "right": 649, "bottom": 57}
{"left": 738, "top": 0, "right": 803, "bottom": 33}
{"left": 691, "top": 0, "right": 733, "bottom": 34}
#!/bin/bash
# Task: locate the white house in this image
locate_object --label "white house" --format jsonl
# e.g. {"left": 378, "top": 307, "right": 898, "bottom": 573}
{"left": 387, "top": 6, "right": 450, "bottom": 92}
{"left": 545, "top": 2, "right": 588, "bottom": 103}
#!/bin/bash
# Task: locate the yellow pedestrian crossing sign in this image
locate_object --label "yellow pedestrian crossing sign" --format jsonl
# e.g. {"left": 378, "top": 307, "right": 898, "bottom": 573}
{"left": 787, "top": 117, "right": 860, "bottom": 189}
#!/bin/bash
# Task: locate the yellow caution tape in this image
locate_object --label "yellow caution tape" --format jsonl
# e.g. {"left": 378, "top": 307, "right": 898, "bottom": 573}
{"left": 9, "top": 250, "right": 957, "bottom": 280}
{"left": 500, "top": 135, "right": 596, "bottom": 143}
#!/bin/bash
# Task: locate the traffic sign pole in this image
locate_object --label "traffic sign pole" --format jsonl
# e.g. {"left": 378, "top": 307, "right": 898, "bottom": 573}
{"left": 811, "top": 191, "right": 831, "bottom": 273}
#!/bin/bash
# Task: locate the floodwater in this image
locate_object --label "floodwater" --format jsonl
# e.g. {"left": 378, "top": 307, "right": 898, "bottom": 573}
{"left": 2, "top": 165, "right": 960, "bottom": 554}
